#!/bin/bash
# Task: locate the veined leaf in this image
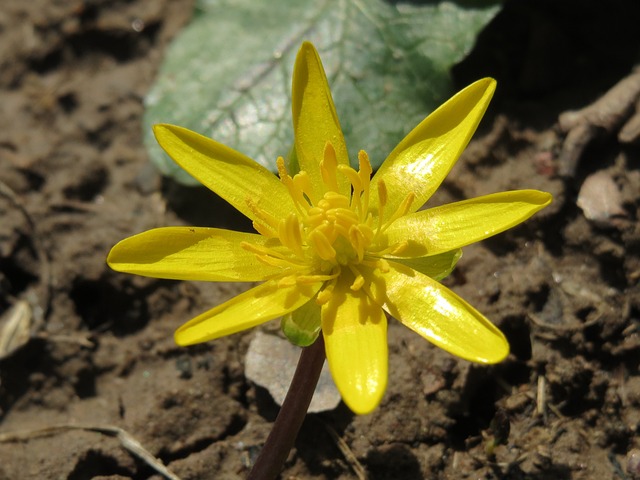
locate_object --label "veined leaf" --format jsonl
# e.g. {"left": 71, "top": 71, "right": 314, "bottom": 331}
{"left": 144, "top": 0, "right": 500, "bottom": 185}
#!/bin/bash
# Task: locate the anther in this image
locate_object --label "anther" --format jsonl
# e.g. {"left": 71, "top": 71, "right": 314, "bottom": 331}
{"left": 383, "top": 192, "right": 415, "bottom": 232}
{"left": 348, "top": 265, "right": 365, "bottom": 291}
{"left": 358, "top": 150, "right": 373, "bottom": 187}
{"left": 292, "top": 171, "right": 316, "bottom": 205}
{"left": 348, "top": 225, "right": 367, "bottom": 262}
{"left": 316, "top": 277, "right": 337, "bottom": 305}
{"left": 296, "top": 272, "right": 339, "bottom": 284}
{"left": 252, "top": 220, "right": 278, "bottom": 238}
{"left": 278, "top": 213, "right": 304, "bottom": 258}
{"left": 278, "top": 276, "right": 297, "bottom": 287}
{"left": 377, "top": 258, "right": 391, "bottom": 273}
{"left": 247, "top": 198, "right": 279, "bottom": 237}
{"left": 377, "top": 179, "right": 388, "bottom": 208}
{"left": 308, "top": 230, "right": 336, "bottom": 261}
{"left": 320, "top": 142, "right": 339, "bottom": 191}
{"left": 388, "top": 241, "right": 408, "bottom": 255}
{"left": 358, "top": 150, "right": 372, "bottom": 213}
{"left": 375, "top": 179, "right": 388, "bottom": 236}
{"left": 277, "top": 157, "right": 308, "bottom": 214}
{"left": 240, "top": 241, "right": 305, "bottom": 269}
{"left": 337, "top": 164, "right": 362, "bottom": 193}
{"left": 350, "top": 274, "right": 365, "bottom": 291}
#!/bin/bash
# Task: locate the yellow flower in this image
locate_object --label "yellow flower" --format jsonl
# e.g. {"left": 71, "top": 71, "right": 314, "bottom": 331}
{"left": 108, "top": 42, "right": 551, "bottom": 414}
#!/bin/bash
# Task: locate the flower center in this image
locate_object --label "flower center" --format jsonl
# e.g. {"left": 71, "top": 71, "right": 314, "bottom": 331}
{"left": 275, "top": 143, "right": 377, "bottom": 269}
{"left": 242, "top": 142, "right": 414, "bottom": 300}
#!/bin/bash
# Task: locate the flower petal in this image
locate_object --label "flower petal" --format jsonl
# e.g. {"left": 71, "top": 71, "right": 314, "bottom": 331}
{"left": 107, "top": 227, "right": 286, "bottom": 282}
{"left": 153, "top": 124, "right": 296, "bottom": 221}
{"left": 387, "top": 249, "right": 462, "bottom": 281}
{"left": 367, "top": 261, "right": 508, "bottom": 363}
{"left": 322, "top": 279, "right": 388, "bottom": 414}
{"left": 292, "top": 42, "right": 350, "bottom": 198}
{"left": 370, "top": 78, "right": 496, "bottom": 223}
{"left": 175, "top": 279, "right": 323, "bottom": 346}
{"left": 385, "top": 190, "right": 552, "bottom": 256}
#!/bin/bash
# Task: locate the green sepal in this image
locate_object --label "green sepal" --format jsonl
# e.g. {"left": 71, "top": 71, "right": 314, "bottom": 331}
{"left": 281, "top": 298, "right": 321, "bottom": 347}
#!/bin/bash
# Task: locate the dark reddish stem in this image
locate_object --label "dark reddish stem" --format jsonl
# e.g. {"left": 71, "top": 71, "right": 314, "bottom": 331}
{"left": 247, "top": 335, "right": 326, "bottom": 480}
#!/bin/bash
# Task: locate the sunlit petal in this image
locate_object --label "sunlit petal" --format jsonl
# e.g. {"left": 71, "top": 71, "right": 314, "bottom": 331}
{"left": 370, "top": 79, "right": 496, "bottom": 223}
{"left": 175, "top": 280, "right": 323, "bottom": 346}
{"left": 107, "top": 227, "right": 288, "bottom": 282}
{"left": 153, "top": 124, "right": 296, "bottom": 221}
{"left": 322, "top": 278, "right": 388, "bottom": 414}
{"left": 366, "top": 261, "right": 508, "bottom": 363}
{"left": 292, "top": 42, "right": 350, "bottom": 198}
{"left": 385, "top": 190, "right": 552, "bottom": 256}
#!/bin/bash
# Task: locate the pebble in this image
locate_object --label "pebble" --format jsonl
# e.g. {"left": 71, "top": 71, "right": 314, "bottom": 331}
{"left": 577, "top": 171, "right": 625, "bottom": 223}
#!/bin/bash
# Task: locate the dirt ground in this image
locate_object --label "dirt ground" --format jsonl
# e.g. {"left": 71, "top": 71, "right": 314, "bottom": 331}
{"left": 1, "top": 1, "right": 640, "bottom": 479}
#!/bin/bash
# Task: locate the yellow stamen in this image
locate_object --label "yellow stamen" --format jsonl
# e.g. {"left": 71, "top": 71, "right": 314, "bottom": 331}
{"left": 278, "top": 276, "right": 297, "bottom": 287}
{"left": 322, "top": 191, "right": 350, "bottom": 209}
{"left": 375, "top": 179, "right": 388, "bottom": 236}
{"left": 358, "top": 150, "right": 372, "bottom": 214}
{"left": 292, "top": 171, "right": 318, "bottom": 205}
{"left": 379, "top": 240, "right": 409, "bottom": 256}
{"left": 252, "top": 220, "right": 278, "bottom": 238}
{"left": 382, "top": 192, "right": 415, "bottom": 232}
{"left": 296, "top": 272, "right": 339, "bottom": 284}
{"left": 278, "top": 213, "right": 304, "bottom": 258}
{"left": 250, "top": 146, "right": 383, "bottom": 295}
{"left": 316, "top": 275, "right": 339, "bottom": 305}
{"left": 338, "top": 164, "right": 362, "bottom": 193}
{"left": 389, "top": 241, "right": 408, "bottom": 255}
{"left": 308, "top": 229, "right": 336, "bottom": 261}
{"left": 348, "top": 265, "right": 365, "bottom": 291}
{"left": 377, "top": 179, "right": 388, "bottom": 207}
{"left": 320, "top": 142, "right": 339, "bottom": 191}
{"left": 348, "top": 225, "right": 367, "bottom": 262}
{"left": 240, "top": 241, "right": 305, "bottom": 269}
{"left": 362, "top": 257, "right": 391, "bottom": 273}
{"left": 246, "top": 198, "right": 279, "bottom": 238}
{"left": 277, "top": 157, "right": 308, "bottom": 215}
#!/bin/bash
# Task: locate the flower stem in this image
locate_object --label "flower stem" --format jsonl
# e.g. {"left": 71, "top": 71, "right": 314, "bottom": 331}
{"left": 247, "top": 335, "right": 326, "bottom": 480}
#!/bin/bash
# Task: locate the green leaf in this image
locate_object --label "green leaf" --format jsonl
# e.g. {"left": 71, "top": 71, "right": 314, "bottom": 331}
{"left": 144, "top": 0, "right": 500, "bottom": 185}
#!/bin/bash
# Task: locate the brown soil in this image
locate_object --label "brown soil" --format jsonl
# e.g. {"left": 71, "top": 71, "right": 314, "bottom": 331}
{"left": 1, "top": 1, "right": 640, "bottom": 479}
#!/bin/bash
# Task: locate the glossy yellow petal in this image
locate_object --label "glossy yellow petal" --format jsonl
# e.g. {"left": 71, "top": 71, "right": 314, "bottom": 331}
{"left": 385, "top": 190, "right": 552, "bottom": 257}
{"left": 175, "top": 280, "right": 323, "bottom": 346}
{"left": 366, "top": 261, "right": 508, "bottom": 363}
{"left": 370, "top": 79, "right": 496, "bottom": 223}
{"left": 387, "top": 249, "right": 462, "bottom": 281}
{"left": 153, "top": 124, "right": 296, "bottom": 221}
{"left": 292, "top": 42, "right": 350, "bottom": 198}
{"left": 107, "top": 227, "right": 286, "bottom": 282}
{"left": 322, "top": 278, "right": 388, "bottom": 414}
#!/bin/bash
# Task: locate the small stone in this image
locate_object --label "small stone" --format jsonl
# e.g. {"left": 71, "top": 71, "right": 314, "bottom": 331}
{"left": 244, "top": 332, "right": 341, "bottom": 413}
{"left": 627, "top": 448, "right": 640, "bottom": 479}
{"left": 577, "top": 171, "right": 625, "bottom": 223}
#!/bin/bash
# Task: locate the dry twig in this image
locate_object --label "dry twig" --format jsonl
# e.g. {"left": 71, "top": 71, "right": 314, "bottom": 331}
{"left": 323, "top": 422, "right": 367, "bottom": 480}
{"left": 0, "top": 423, "right": 181, "bottom": 480}
{"left": 558, "top": 66, "right": 640, "bottom": 176}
